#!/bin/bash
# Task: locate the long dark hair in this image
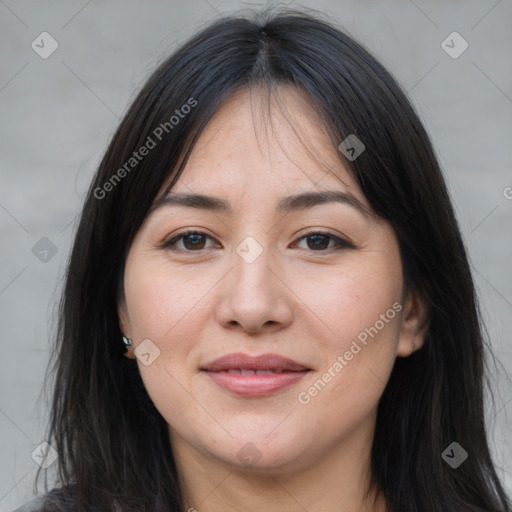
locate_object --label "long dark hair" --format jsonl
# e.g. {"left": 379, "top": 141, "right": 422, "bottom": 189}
{"left": 35, "top": 7, "right": 511, "bottom": 512}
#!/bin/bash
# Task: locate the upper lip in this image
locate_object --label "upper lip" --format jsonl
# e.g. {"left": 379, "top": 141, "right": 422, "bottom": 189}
{"left": 201, "top": 353, "right": 310, "bottom": 372}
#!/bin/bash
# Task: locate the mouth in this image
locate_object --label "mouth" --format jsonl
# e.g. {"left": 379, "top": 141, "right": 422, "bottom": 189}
{"left": 201, "top": 353, "right": 311, "bottom": 397}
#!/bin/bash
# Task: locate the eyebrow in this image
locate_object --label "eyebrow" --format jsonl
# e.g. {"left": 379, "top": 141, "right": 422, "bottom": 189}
{"left": 150, "top": 190, "right": 374, "bottom": 219}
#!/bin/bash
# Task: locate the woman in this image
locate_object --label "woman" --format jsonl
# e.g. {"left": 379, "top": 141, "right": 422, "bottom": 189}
{"left": 15, "top": 7, "right": 511, "bottom": 512}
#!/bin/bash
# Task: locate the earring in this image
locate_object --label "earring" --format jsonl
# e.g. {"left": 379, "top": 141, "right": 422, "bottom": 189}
{"left": 122, "top": 335, "right": 134, "bottom": 358}
{"left": 411, "top": 342, "right": 416, "bottom": 350}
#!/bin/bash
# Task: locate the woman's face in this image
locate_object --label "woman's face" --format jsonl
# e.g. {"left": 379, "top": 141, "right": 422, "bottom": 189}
{"left": 118, "top": 86, "right": 425, "bottom": 476}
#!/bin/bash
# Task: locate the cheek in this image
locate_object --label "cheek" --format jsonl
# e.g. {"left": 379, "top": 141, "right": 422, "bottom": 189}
{"left": 293, "top": 257, "right": 402, "bottom": 405}
{"left": 123, "top": 259, "right": 207, "bottom": 423}
{"left": 294, "top": 256, "right": 402, "bottom": 344}
{"left": 296, "top": 305, "right": 401, "bottom": 439}
{"left": 122, "top": 258, "right": 209, "bottom": 403}
{"left": 124, "top": 258, "right": 208, "bottom": 340}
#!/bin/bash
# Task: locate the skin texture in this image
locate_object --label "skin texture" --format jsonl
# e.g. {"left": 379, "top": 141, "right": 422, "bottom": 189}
{"left": 118, "top": 86, "right": 428, "bottom": 512}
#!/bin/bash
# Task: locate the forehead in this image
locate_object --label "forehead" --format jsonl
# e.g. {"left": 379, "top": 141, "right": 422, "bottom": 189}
{"left": 172, "top": 86, "right": 363, "bottom": 196}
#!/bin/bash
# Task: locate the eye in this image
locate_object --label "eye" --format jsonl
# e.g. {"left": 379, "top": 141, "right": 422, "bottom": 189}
{"left": 161, "top": 229, "right": 354, "bottom": 253}
{"left": 293, "top": 230, "right": 354, "bottom": 251}
{"left": 162, "top": 230, "right": 219, "bottom": 251}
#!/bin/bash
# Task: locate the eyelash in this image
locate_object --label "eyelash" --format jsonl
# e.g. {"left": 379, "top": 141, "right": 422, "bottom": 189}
{"left": 161, "top": 229, "right": 355, "bottom": 253}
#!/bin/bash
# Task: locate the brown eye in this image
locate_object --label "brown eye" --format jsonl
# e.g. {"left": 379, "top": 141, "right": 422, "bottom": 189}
{"left": 163, "top": 231, "right": 218, "bottom": 251}
{"left": 294, "top": 231, "right": 354, "bottom": 251}
{"left": 162, "top": 229, "right": 354, "bottom": 253}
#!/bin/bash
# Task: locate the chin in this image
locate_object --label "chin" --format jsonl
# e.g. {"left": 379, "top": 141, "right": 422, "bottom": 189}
{"left": 203, "top": 424, "right": 313, "bottom": 473}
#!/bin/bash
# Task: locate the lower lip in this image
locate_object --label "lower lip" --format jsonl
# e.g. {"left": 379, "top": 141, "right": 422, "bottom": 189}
{"left": 203, "top": 370, "right": 310, "bottom": 397}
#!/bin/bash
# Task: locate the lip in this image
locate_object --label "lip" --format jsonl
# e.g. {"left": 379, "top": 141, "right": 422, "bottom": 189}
{"left": 201, "top": 352, "right": 311, "bottom": 397}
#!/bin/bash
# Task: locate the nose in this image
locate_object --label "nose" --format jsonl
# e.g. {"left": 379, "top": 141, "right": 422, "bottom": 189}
{"left": 214, "top": 239, "right": 294, "bottom": 335}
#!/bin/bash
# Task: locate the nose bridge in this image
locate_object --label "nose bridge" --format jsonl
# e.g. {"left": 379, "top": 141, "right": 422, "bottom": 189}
{"left": 214, "top": 232, "right": 293, "bottom": 332}
{"left": 232, "top": 234, "right": 274, "bottom": 295}
{"left": 235, "top": 234, "right": 267, "bottom": 267}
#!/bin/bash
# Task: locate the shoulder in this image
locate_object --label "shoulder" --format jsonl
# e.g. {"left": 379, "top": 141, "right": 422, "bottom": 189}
{"left": 11, "top": 497, "right": 47, "bottom": 512}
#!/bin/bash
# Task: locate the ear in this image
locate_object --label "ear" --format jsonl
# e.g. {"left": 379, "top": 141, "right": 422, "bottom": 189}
{"left": 118, "top": 298, "right": 135, "bottom": 360}
{"left": 396, "top": 289, "right": 429, "bottom": 357}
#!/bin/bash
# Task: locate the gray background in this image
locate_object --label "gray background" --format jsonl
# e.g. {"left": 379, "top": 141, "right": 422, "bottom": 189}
{"left": 1, "top": 0, "right": 511, "bottom": 509}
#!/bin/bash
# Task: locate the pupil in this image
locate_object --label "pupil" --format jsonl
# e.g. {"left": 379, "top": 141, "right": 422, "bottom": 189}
{"left": 185, "top": 234, "right": 204, "bottom": 249}
{"left": 308, "top": 235, "right": 328, "bottom": 250}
